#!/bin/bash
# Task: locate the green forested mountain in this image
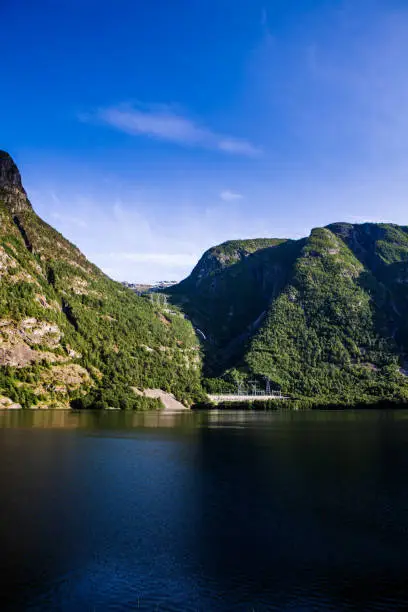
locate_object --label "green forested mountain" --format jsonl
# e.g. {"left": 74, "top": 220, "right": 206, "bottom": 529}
{"left": 2, "top": 149, "right": 408, "bottom": 409}
{"left": 170, "top": 224, "right": 408, "bottom": 404}
{"left": 171, "top": 238, "right": 300, "bottom": 375}
{"left": 0, "top": 151, "right": 203, "bottom": 409}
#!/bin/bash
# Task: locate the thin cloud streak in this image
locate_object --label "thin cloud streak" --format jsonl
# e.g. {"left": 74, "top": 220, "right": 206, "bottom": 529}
{"left": 248, "top": 3, "right": 408, "bottom": 168}
{"left": 101, "top": 251, "right": 198, "bottom": 267}
{"left": 30, "top": 170, "right": 408, "bottom": 284}
{"left": 51, "top": 211, "right": 88, "bottom": 228}
{"left": 91, "top": 104, "right": 261, "bottom": 156}
{"left": 220, "top": 190, "right": 244, "bottom": 202}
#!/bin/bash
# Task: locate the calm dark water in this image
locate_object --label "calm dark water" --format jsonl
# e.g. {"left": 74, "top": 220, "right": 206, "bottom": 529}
{"left": 1, "top": 409, "right": 408, "bottom": 611}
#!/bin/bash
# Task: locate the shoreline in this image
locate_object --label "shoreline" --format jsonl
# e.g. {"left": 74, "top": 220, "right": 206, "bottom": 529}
{"left": 1, "top": 400, "right": 408, "bottom": 412}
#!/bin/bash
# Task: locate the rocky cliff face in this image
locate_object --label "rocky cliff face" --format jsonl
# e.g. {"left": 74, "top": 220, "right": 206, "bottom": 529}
{"left": 184, "top": 238, "right": 286, "bottom": 288}
{"left": 0, "top": 151, "right": 203, "bottom": 409}
{"left": 170, "top": 238, "right": 300, "bottom": 375}
{"left": 0, "top": 151, "right": 31, "bottom": 214}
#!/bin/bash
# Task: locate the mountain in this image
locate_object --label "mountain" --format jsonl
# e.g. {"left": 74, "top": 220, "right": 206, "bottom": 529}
{"left": 123, "top": 280, "right": 178, "bottom": 295}
{"left": 170, "top": 238, "right": 299, "bottom": 375}
{"left": 3, "top": 148, "right": 407, "bottom": 408}
{"left": 170, "top": 225, "right": 408, "bottom": 404}
{"left": 0, "top": 151, "right": 203, "bottom": 409}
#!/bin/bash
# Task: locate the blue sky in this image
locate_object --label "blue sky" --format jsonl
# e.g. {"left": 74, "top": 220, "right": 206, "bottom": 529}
{"left": 2, "top": 0, "right": 408, "bottom": 282}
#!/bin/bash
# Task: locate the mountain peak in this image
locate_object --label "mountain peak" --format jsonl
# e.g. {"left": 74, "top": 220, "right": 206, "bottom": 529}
{"left": 0, "top": 150, "right": 31, "bottom": 213}
{"left": 0, "top": 151, "right": 23, "bottom": 189}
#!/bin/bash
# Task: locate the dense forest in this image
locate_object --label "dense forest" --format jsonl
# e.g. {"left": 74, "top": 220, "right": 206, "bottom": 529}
{"left": 170, "top": 224, "right": 408, "bottom": 406}
{"left": 0, "top": 151, "right": 204, "bottom": 409}
{"left": 2, "top": 149, "right": 408, "bottom": 410}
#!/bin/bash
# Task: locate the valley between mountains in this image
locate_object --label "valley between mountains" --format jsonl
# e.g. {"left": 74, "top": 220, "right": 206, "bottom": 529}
{"left": 1, "top": 150, "right": 408, "bottom": 409}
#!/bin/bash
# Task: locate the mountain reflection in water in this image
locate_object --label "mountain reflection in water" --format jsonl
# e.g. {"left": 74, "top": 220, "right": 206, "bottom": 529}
{"left": 1, "top": 409, "right": 408, "bottom": 611}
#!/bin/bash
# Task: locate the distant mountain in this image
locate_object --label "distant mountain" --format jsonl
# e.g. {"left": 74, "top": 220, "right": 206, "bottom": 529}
{"left": 123, "top": 280, "right": 178, "bottom": 295}
{"left": 0, "top": 151, "right": 203, "bottom": 409}
{"left": 170, "top": 225, "right": 408, "bottom": 404}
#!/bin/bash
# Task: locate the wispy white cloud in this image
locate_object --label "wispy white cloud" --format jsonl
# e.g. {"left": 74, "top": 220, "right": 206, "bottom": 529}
{"left": 218, "top": 139, "right": 259, "bottom": 156}
{"left": 51, "top": 211, "right": 88, "bottom": 228}
{"left": 302, "top": 11, "right": 408, "bottom": 156}
{"left": 31, "top": 183, "right": 274, "bottom": 283}
{"left": 101, "top": 252, "right": 198, "bottom": 267}
{"left": 220, "top": 190, "right": 244, "bottom": 202}
{"left": 86, "top": 103, "right": 261, "bottom": 157}
{"left": 29, "top": 164, "right": 408, "bottom": 285}
{"left": 247, "top": 3, "right": 408, "bottom": 171}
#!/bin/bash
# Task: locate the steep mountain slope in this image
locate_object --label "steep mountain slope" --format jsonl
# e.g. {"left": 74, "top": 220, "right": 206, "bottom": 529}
{"left": 0, "top": 151, "right": 203, "bottom": 409}
{"left": 171, "top": 224, "right": 408, "bottom": 403}
{"left": 170, "top": 238, "right": 301, "bottom": 376}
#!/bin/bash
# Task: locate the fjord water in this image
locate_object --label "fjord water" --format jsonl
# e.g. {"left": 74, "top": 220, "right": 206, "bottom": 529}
{"left": 1, "top": 410, "right": 408, "bottom": 611}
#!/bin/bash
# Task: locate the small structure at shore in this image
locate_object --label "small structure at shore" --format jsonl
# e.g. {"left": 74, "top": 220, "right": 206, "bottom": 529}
{"left": 208, "top": 378, "right": 288, "bottom": 404}
{"left": 208, "top": 393, "right": 288, "bottom": 405}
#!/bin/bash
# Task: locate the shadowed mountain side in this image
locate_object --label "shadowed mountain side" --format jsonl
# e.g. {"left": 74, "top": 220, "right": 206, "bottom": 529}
{"left": 169, "top": 239, "right": 302, "bottom": 376}
{"left": 170, "top": 224, "right": 408, "bottom": 404}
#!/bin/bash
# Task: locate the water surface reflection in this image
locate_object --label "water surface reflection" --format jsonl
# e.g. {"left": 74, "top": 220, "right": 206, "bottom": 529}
{"left": 1, "top": 409, "right": 408, "bottom": 610}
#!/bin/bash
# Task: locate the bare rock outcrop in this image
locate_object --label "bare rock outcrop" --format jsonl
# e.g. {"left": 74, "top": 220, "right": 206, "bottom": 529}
{"left": 0, "top": 150, "right": 32, "bottom": 213}
{"left": 0, "top": 396, "right": 22, "bottom": 409}
{"left": 0, "top": 343, "right": 38, "bottom": 367}
{"left": 133, "top": 388, "right": 187, "bottom": 410}
{"left": 0, "top": 319, "right": 64, "bottom": 367}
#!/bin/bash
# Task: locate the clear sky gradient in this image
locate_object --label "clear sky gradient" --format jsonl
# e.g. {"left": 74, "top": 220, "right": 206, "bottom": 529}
{"left": 2, "top": 0, "right": 408, "bottom": 282}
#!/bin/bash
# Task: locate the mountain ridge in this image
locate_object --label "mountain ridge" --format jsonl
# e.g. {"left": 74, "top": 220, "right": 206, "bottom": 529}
{"left": 170, "top": 222, "right": 408, "bottom": 404}
{"left": 0, "top": 151, "right": 203, "bottom": 409}
{"left": 2, "top": 149, "right": 408, "bottom": 408}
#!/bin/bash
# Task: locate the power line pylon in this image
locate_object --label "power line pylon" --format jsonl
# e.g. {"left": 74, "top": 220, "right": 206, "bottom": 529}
{"left": 248, "top": 380, "right": 258, "bottom": 396}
